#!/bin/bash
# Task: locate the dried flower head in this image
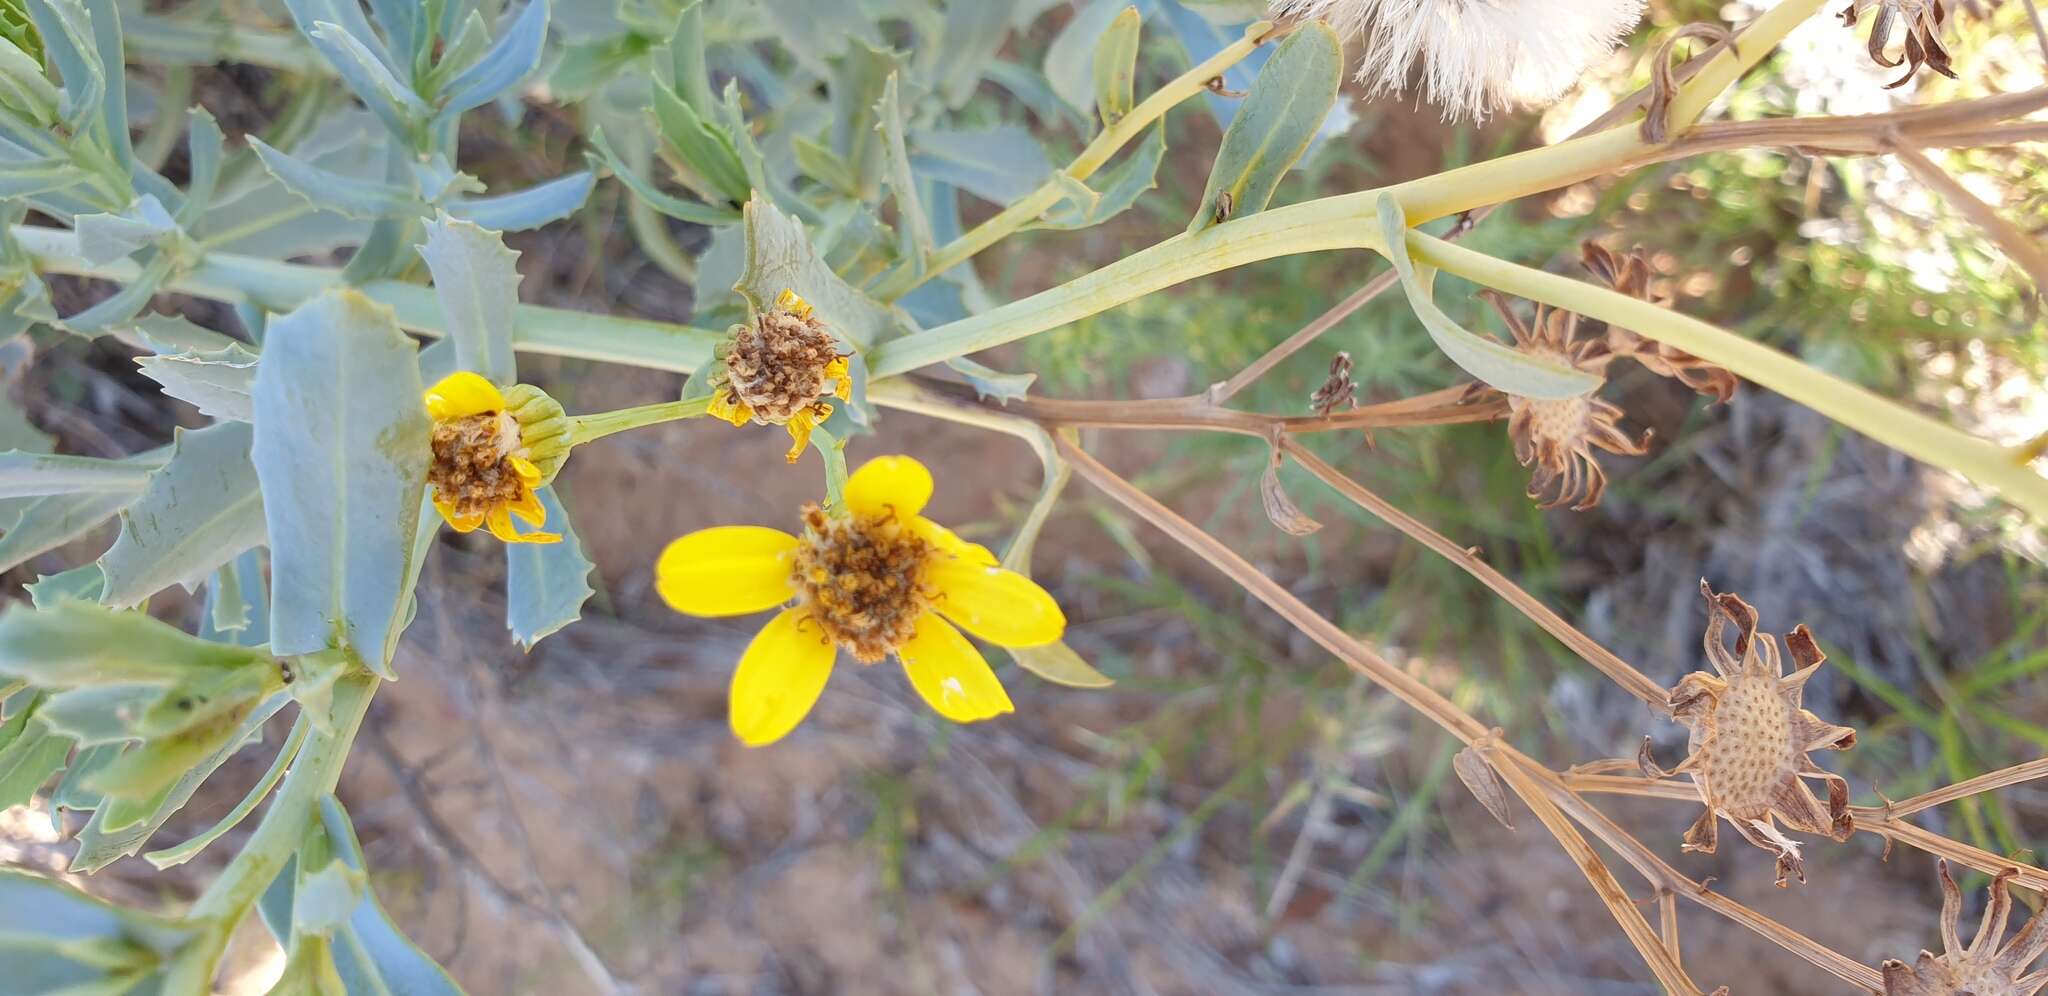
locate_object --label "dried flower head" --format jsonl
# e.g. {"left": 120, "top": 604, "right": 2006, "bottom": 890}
{"left": 423, "top": 372, "right": 564, "bottom": 545}
{"left": 1581, "top": 241, "right": 1738, "bottom": 404}
{"left": 708, "top": 289, "right": 853, "bottom": 462}
{"left": 1486, "top": 291, "right": 1649, "bottom": 510}
{"left": 1309, "top": 352, "right": 1358, "bottom": 417}
{"left": 1840, "top": 0, "right": 1959, "bottom": 87}
{"left": 1269, "top": 0, "right": 1647, "bottom": 119}
{"left": 655, "top": 456, "right": 1068, "bottom": 746}
{"left": 1884, "top": 861, "right": 2048, "bottom": 996}
{"left": 1645, "top": 582, "right": 1858, "bottom": 887}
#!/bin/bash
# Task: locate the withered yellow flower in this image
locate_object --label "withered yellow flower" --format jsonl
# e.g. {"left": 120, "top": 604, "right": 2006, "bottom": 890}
{"left": 655, "top": 455, "right": 1066, "bottom": 746}
{"left": 1485, "top": 291, "right": 1650, "bottom": 511}
{"left": 1644, "top": 581, "right": 1858, "bottom": 887}
{"left": 707, "top": 289, "right": 853, "bottom": 463}
{"left": 1883, "top": 860, "right": 2048, "bottom": 996}
{"left": 424, "top": 371, "right": 562, "bottom": 545}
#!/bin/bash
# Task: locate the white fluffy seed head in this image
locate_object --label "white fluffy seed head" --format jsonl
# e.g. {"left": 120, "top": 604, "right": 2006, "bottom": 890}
{"left": 1269, "top": 0, "right": 1648, "bottom": 120}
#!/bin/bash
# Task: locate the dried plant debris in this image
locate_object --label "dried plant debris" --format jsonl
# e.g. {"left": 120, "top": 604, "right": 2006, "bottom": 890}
{"left": 1884, "top": 861, "right": 2048, "bottom": 995}
{"left": 1486, "top": 291, "right": 1650, "bottom": 511}
{"left": 1308, "top": 352, "right": 1358, "bottom": 417}
{"left": 1580, "top": 242, "right": 1737, "bottom": 403}
{"left": 1643, "top": 581, "right": 1858, "bottom": 887}
{"left": 1840, "top": 0, "right": 1959, "bottom": 87}
{"left": 1639, "top": 22, "right": 1736, "bottom": 144}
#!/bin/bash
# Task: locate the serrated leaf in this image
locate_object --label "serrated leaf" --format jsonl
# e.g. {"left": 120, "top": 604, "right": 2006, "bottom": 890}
{"left": 651, "top": 82, "right": 749, "bottom": 204}
{"left": 248, "top": 136, "right": 422, "bottom": 220}
{"left": 0, "top": 450, "right": 153, "bottom": 498}
{"left": 0, "top": 693, "right": 73, "bottom": 809}
{"left": 504, "top": 486, "right": 591, "bottom": 650}
{"left": 297, "top": 15, "right": 427, "bottom": 136}
{"left": 736, "top": 195, "right": 901, "bottom": 351}
{"left": 0, "top": 488, "right": 136, "bottom": 574}
{"left": 251, "top": 290, "right": 431, "bottom": 677}
{"left": 435, "top": 0, "right": 548, "bottom": 118}
{"left": 1374, "top": 194, "right": 1601, "bottom": 401}
{"left": 70, "top": 692, "right": 288, "bottom": 871}
{"left": 874, "top": 72, "right": 932, "bottom": 260}
{"left": 21, "top": 0, "right": 99, "bottom": 133}
{"left": 910, "top": 125, "right": 1052, "bottom": 206}
{"left": 136, "top": 342, "right": 258, "bottom": 422}
{"left": 97, "top": 422, "right": 265, "bottom": 608}
{"left": 133, "top": 313, "right": 239, "bottom": 353}
{"left": 26, "top": 563, "right": 102, "bottom": 605}
{"left": 825, "top": 38, "right": 898, "bottom": 201}
{"left": 175, "top": 107, "right": 224, "bottom": 227}
{"left": 73, "top": 195, "right": 174, "bottom": 266}
{"left": 417, "top": 213, "right": 519, "bottom": 384}
{"left": 444, "top": 171, "right": 593, "bottom": 231}
{"left": 1007, "top": 641, "right": 1114, "bottom": 688}
{"left": 1187, "top": 23, "right": 1339, "bottom": 235}
{"left": 1092, "top": 6, "right": 1140, "bottom": 125}
{"left": 0, "top": 599, "right": 268, "bottom": 689}
{"left": 585, "top": 125, "right": 740, "bottom": 226}
{"left": 200, "top": 548, "right": 268, "bottom": 644}
{"left": 1035, "top": 121, "right": 1165, "bottom": 230}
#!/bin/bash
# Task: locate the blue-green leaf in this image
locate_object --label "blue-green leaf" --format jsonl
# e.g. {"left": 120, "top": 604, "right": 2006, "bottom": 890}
{"left": 585, "top": 125, "right": 740, "bottom": 226}
{"left": 650, "top": 82, "right": 749, "bottom": 204}
{"left": 436, "top": 0, "right": 548, "bottom": 118}
{"left": 251, "top": 290, "right": 431, "bottom": 676}
{"left": 135, "top": 341, "right": 258, "bottom": 423}
{"left": 736, "top": 195, "right": 902, "bottom": 351}
{"left": 0, "top": 693, "right": 73, "bottom": 809}
{"left": 930, "top": 0, "right": 1009, "bottom": 108}
{"left": 72, "top": 195, "right": 173, "bottom": 266}
{"left": 1374, "top": 194, "right": 1601, "bottom": 401}
{"left": 909, "top": 125, "right": 1052, "bottom": 206}
{"left": 299, "top": 16, "right": 427, "bottom": 136}
{"left": 1186, "top": 23, "right": 1339, "bottom": 235}
{"left": 504, "top": 486, "right": 591, "bottom": 650}
{"left": 946, "top": 356, "right": 1035, "bottom": 403}
{"left": 174, "top": 107, "right": 224, "bottom": 227}
{"left": 23, "top": 0, "right": 101, "bottom": 134}
{"left": 443, "top": 170, "right": 593, "bottom": 232}
{"left": 1036, "top": 121, "right": 1165, "bottom": 230}
{"left": 0, "top": 487, "right": 137, "bottom": 573}
{"left": 248, "top": 136, "right": 423, "bottom": 220}
{"left": 0, "top": 450, "right": 154, "bottom": 498}
{"left": 1092, "top": 6, "right": 1141, "bottom": 125}
{"left": 0, "top": 867, "right": 195, "bottom": 953}
{"left": 1043, "top": 0, "right": 1127, "bottom": 115}
{"left": 417, "top": 213, "right": 519, "bottom": 384}
{"left": 97, "top": 422, "right": 265, "bottom": 608}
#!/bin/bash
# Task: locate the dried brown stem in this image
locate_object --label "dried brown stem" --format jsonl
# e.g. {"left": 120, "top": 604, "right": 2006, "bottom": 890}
{"left": 1278, "top": 439, "right": 1674, "bottom": 713}
{"left": 1890, "top": 142, "right": 2048, "bottom": 298}
{"left": 907, "top": 376, "right": 1506, "bottom": 437}
{"left": 1870, "top": 755, "right": 2048, "bottom": 819}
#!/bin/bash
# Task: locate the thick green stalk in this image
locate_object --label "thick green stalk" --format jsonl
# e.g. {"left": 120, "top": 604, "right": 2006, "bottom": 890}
{"left": 1409, "top": 231, "right": 2048, "bottom": 520}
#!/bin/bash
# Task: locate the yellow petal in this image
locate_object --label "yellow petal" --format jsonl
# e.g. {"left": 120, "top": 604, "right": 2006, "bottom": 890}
{"left": 910, "top": 517, "right": 996, "bottom": 567}
{"left": 487, "top": 504, "right": 559, "bottom": 545}
{"left": 782, "top": 404, "right": 827, "bottom": 464}
{"left": 826, "top": 356, "right": 853, "bottom": 402}
{"left": 425, "top": 371, "right": 506, "bottom": 420}
{"left": 507, "top": 456, "right": 542, "bottom": 484}
{"left": 898, "top": 613, "right": 1013, "bottom": 723}
{"left": 432, "top": 494, "right": 485, "bottom": 534}
{"left": 655, "top": 526, "right": 799, "bottom": 617}
{"left": 845, "top": 455, "right": 932, "bottom": 520}
{"left": 708, "top": 389, "right": 754, "bottom": 428}
{"left": 928, "top": 558, "right": 1065, "bottom": 648}
{"left": 507, "top": 488, "right": 547, "bottom": 526}
{"left": 730, "top": 608, "right": 836, "bottom": 746}
{"left": 775, "top": 288, "right": 813, "bottom": 320}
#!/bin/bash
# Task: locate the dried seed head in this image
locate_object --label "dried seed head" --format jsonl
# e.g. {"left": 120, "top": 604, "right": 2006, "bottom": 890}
{"left": 790, "top": 504, "right": 934, "bottom": 664}
{"left": 429, "top": 411, "right": 526, "bottom": 521}
{"left": 1840, "top": 0, "right": 1960, "bottom": 88}
{"left": 1581, "top": 242, "right": 1737, "bottom": 404}
{"left": 1309, "top": 352, "right": 1358, "bottom": 417}
{"left": 1488, "top": 292, "right": 1649, "bottom": 510}
{"left": 1883, "top": 861, "right": 2048, "bottom": 996}
{"left": 715, "top": 290, "right": 850, "bottom": 424}
{"left": 1646, "top": 582, "right": 1859, "bottom": 887}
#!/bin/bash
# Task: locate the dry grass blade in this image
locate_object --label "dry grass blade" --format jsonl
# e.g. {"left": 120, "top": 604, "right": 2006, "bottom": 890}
{"left": 1278, "top": 438, "right": 1672, "bottom": 711}
{"left": 1871, "top": 756, "right": 2048, "bottom": 819}
{"left": 1454, "top": 741, "right": 1516, "bottom": 830}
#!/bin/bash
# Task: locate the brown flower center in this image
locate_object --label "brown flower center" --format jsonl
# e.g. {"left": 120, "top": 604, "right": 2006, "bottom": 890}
{"left": 724, "top": 307, "right": 843, "bottom": 423}
{"left": 428, "top": 411, "right": 523, "bottom": 519}
{"left": 790, "top": 505, "right": 933, "bottom": 664}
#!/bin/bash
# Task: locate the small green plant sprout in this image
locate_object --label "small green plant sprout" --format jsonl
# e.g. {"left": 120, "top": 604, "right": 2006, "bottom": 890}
{"left": 0, "top": 0, "right": 2041, "bottom": 992}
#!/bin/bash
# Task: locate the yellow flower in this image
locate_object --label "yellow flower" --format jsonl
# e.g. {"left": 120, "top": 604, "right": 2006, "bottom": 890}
{"left": 706, "top": 289, "right": 854, "bottom": 462}
{"left": 654, "top": 455, "right": 1066, "bottom": 746}
{"left": 424, "top": 372, "right": 561, "bottom": 545}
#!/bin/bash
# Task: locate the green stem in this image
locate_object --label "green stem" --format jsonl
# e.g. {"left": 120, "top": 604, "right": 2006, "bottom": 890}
{"left": 868, "top": 20, "right": 1283, "bottom": 301}
{"left": 567, "top": 396, "right": 713, "bottom": 445}
{"left": 816, "top": 429, "right": 849, "bottom": 508}
{"left": 165, "top": 673, "right": 379, "bottom": 990}
{"left": 1408, "top": 230, "right": 2048, "bottom": 520}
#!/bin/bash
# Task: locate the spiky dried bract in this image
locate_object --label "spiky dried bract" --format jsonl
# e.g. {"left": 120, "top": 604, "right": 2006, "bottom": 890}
{"left": 1489, "top": 291, "right": 1648, "bottom": 510}
{"left": 1268, "top": 0, "right": 1647, "bottom": 119}
{"left": 709, "top": 289, "right": 854, "bottom": 462}
{"left": 1884, "top": 861, "right": 2048, "bottom": 995}
{"left": 1648, "top": 582, "right": 1858, "bottom": 887}
{"left": 1840, "top": 0, "right": 1959, "bottom": 87}
{"left": 792, "top": 504, "right": 934, "bottom": 664}
{"left": 1580, "top": 242, "right": 1737, "bottom": 404}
